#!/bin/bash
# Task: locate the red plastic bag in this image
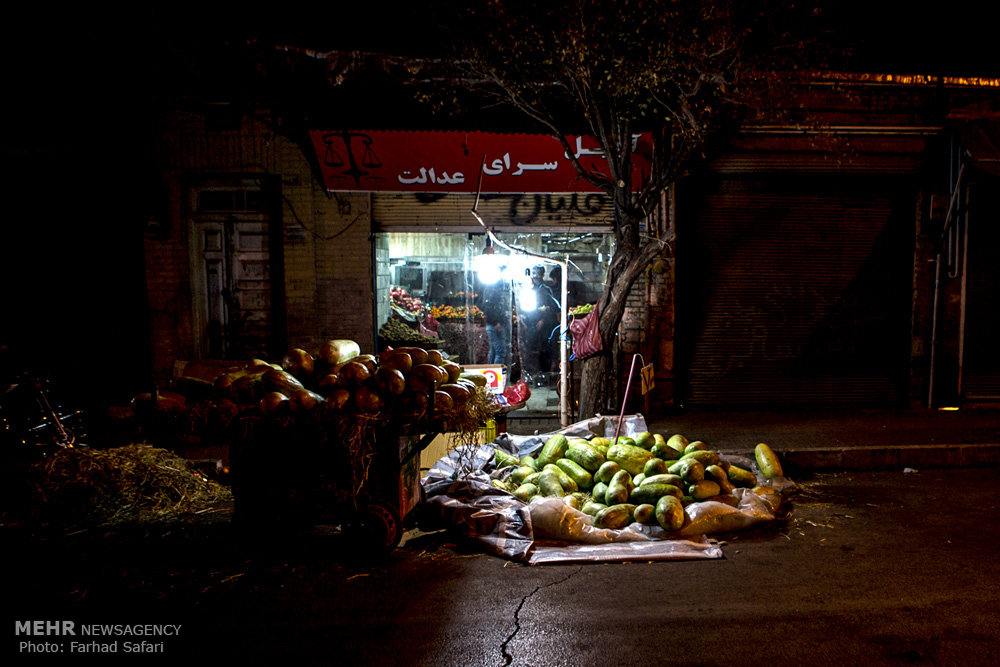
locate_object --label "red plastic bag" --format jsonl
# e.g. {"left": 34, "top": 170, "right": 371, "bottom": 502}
{"left": 422, "top": 313, "right": 440, "bottom": 333}
{"left": 502, "top": 379, "right": 531, "bottom": 406}
{"left": 569, "top": 304, "right": 602, "bottom": 360}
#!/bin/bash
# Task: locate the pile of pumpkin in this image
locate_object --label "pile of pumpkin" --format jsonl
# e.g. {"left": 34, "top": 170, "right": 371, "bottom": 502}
{"left": 212, "top": 339, "right": 493, "bottom": 426}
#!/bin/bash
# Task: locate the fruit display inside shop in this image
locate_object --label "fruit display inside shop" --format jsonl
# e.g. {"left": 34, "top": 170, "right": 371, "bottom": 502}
{"left": 378, "top": 317, "right": 443, "bottom": 347}
{"left": 490, "top": 434, "right": 783, "bottom": 532}
{"left": 428, "top": 304, "right": 484, "bottom": 321}
{"left": 390, "top": 286, "right": 425, "bottom": 314}
{"left": 207, "top": 340, "right": 495, "bottom": 432}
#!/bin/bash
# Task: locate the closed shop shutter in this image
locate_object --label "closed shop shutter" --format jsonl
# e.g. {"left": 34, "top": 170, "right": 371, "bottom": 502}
{"left": 677, "top": 175, "right": 912, "bottom": 408}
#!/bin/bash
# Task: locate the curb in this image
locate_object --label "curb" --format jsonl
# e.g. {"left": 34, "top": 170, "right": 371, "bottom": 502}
{"left": 777, "top": 443, "right": 1000, "bottom": 472}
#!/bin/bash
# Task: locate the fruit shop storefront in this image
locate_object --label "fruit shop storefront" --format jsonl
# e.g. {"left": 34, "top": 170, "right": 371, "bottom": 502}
{"left": 146, "top": 115, "right": 652, "bottom": 430}
{"left": 310, "top": 130, "right": 642, "bottom": 422}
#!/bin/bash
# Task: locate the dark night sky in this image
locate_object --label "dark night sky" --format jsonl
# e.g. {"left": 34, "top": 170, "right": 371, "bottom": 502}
{"left": 139, "top": 2, "right": 999, "bottom": 76}
{"left": 831, "top": 2, "right": 1000, "bottom": 77}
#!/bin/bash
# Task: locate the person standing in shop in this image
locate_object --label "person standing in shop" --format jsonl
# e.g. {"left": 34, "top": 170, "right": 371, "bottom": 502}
{"left": 527, "top": 265, "right": 559, "bottom": 379}
{"left": 481, "top": 279, "right": 510, "bottom": 366}
{"left": 545, "top": 264, "right": 578, "bottom": 308}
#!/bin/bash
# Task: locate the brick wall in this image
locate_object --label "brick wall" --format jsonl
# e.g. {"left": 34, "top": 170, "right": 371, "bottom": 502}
{"left": 293, "top": 188, "right": 375, "bottom": 355}
{"left": 646, "top": 257, "right": 676, "bottom": 408}
{"left": 143, "top": 177, "right": 196, "bottom": 381}
{"left": 616, "top": 259, "right": 676, "bottom": 417}
{"left": 618, "top": 274, "right": 647, "bottom": 365}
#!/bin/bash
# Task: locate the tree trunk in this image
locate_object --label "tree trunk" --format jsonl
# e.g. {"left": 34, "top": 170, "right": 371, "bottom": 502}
{"left": 578, "top": 352, "right": 611, "bottom": 419}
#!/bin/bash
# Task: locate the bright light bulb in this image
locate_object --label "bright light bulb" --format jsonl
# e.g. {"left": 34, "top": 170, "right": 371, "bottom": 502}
{"left": 518, "top": 287, "right": 537, "bottom": 312}
{"left": 476, "top": 255, "right": 504, "bottom": 285}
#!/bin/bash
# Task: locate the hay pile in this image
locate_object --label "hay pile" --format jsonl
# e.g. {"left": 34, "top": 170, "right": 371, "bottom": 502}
{"left": 28, "top": 444, "right": 232, "bottom": 527}
{"left": 437, "top": 386, "right": 498, "bottom": 450}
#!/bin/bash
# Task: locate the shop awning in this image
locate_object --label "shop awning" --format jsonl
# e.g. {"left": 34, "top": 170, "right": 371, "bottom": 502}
{"left": 308, "top": 130, "right": 651, "bottom": 193}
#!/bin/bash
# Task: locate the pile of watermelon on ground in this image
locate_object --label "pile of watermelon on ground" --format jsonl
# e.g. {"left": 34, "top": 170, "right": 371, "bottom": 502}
{"left": 421, "top": 415, "right": 794, "bottom": 564}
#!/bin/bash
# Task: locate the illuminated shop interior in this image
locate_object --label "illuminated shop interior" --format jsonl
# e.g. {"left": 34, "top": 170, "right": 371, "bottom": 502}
{"left": 376, "top": 231, "right": 613, "bottom": 418}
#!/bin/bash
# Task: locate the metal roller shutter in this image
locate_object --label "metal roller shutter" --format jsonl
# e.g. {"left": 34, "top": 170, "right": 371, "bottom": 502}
{"left": 677, "top": 175, "right": 912, "bottom": 408}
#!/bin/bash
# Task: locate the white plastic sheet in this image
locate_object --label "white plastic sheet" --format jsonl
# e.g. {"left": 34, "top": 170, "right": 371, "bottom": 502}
{"left": 420, "top": 415, "right": 782, "bottom": 564}
{"left": 527, "top": 538, "right": 723, "bottom": 565}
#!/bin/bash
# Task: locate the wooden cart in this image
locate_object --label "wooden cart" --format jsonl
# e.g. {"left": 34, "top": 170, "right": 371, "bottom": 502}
{"left": 229, "top": 415, "right": 437, "bottom": 556}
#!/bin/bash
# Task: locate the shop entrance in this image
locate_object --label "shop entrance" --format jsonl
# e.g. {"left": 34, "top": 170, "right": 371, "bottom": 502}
{"left": 375, "top": 231, "right": 612, "bottom": 419}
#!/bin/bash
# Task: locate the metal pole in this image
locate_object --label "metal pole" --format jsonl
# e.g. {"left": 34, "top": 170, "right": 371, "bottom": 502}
{"left": 559, "top": 254, "right": 569, "bottom": 426}
{"left": 613, "top": 355, "right": 641, "bottom": 443}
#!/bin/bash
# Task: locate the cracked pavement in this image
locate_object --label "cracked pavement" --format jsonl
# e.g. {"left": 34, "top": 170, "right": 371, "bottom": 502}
{"left": 499, "top": 566, "right": 582, "bottom": 666}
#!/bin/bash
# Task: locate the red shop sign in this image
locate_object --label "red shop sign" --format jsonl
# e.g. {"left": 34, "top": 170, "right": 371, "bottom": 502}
{"left": 308, "top": 130, "right": 651, "bottom": 193}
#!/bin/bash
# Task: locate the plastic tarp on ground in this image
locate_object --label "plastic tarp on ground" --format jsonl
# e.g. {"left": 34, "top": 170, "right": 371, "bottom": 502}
{"left": 421, "top": 415, "right": 784, "bottom": 565}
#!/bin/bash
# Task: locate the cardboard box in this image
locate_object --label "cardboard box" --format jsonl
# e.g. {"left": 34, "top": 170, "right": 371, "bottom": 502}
{"left": 418, "top": 421, "right": 496, "bottom": 470}
{"left": 462, "top": 364, "right": 506, "bottom": 393}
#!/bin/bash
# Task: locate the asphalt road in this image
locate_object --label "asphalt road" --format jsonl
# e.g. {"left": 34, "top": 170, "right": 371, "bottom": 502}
{"left": 4, "top": 466, "right": 1000, "bottom": 666}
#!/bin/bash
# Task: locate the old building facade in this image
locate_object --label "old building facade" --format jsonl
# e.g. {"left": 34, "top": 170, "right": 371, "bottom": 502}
{"left": 144, "top": 75, "right": 1000, "bottom": 418}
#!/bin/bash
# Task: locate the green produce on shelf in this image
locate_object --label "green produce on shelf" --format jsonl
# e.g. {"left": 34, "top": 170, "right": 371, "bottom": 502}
{"left": 378, "top": 318, "right": 442, "bottom": 346}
